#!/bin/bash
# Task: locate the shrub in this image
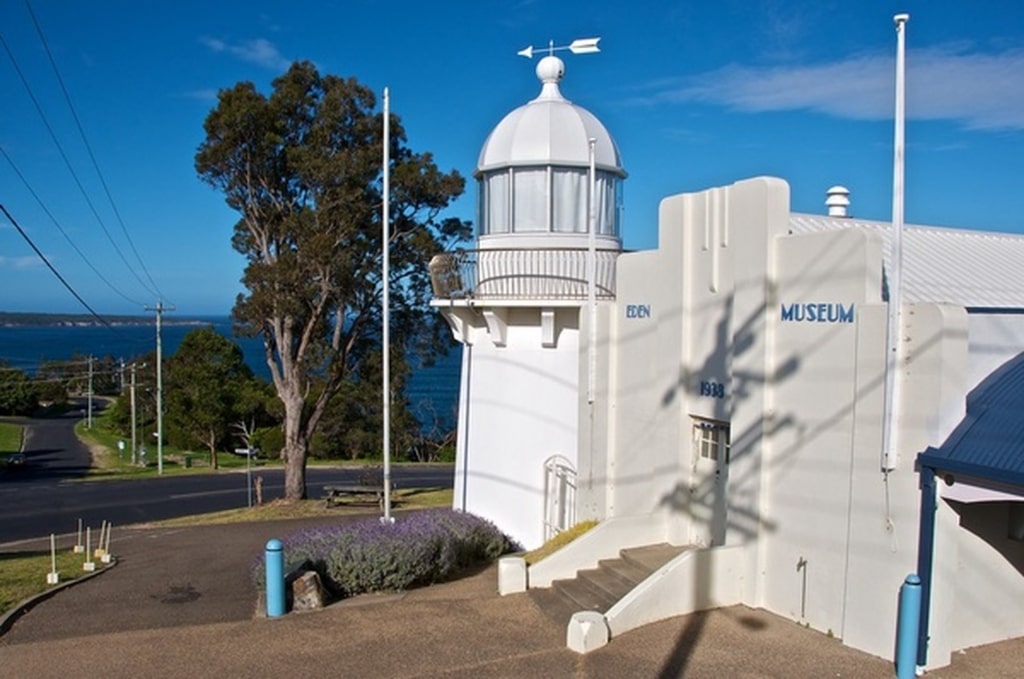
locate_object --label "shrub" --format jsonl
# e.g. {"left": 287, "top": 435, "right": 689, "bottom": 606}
{"left": 252, "top": 509, "right": 519, "bottom": 597}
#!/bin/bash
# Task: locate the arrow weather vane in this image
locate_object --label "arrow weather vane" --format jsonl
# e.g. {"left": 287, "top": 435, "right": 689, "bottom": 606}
{"left": 517, "top": 37, "right": 600, "bottom": 60}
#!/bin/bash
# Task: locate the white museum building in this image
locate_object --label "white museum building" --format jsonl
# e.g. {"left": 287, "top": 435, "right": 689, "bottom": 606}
{"left": 428, "top": 54, "right": 1024, "bottom": 669}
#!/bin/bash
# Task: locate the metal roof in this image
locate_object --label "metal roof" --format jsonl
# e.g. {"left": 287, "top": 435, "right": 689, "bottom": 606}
{"left": 789, "top": 214, "right": 1024, "bottom": 308}
{"left": 477, "top": 56, "right": 623, "bottom": 174}
{"left": 918, "top": 352, "right": 1024, "bottom": 489}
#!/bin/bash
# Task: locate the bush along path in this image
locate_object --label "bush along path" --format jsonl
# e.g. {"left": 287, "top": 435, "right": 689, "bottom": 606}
{"left": 253, "top": 509, "right": 519, "bottom": 606}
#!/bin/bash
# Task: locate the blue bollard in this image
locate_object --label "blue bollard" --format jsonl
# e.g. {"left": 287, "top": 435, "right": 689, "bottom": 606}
{"left": 265, "top": 538, "right": 285, "bottom": 618}
{"left": 896, "top": 574, "right": 922, "bottom": 679}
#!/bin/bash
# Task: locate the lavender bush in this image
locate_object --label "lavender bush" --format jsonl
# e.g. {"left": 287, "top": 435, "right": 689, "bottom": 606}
{"left": 252, "top": 509, "right": 519, "bottom": 598}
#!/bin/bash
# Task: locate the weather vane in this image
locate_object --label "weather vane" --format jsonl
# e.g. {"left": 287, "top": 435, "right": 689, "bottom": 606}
{"left": 517, "top": 37, "right": 600, "bottom": 60}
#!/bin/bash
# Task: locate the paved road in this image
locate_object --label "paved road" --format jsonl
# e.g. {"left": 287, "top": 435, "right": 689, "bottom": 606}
{"left": 0, "top": 405, "right": 453, "bottom": 544}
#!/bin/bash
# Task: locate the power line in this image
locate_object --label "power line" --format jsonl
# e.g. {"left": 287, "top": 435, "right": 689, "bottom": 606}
{"left": 1, "top": 146, "right": 146, "bottom": 307}
{"left": 0, "top": 27, "right": 159, "bottom": 301}
{"left": 24, "top": 0, "right": 167, "bottom": 302}
{"left": 0, "top": 203, "right": 112, "bottom": 328}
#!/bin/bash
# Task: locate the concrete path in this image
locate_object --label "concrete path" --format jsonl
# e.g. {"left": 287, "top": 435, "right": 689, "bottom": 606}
{"left": 1, "top": 517, "right": 1021, "bottom": 678}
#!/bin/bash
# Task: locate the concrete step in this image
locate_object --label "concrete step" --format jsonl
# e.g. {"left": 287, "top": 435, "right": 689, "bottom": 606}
{"left": 621, "top": 543, "right": 688, "bottom": 573}
{"left": 596, "top": 557, "right": 652, "bottom": 588}
{"left": 530, "top": 542, "right": 691, "bottom": 630}
{"left": 577, "top": 565, "right": 637, "bottom": 601}
{"left": 552, "top": 575, "right": 619, "bottom": 612}
{"left": 528, "top": 587, "right": 580, "bottom": 628}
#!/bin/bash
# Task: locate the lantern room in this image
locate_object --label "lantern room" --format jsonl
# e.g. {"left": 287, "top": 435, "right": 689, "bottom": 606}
{"left": 475, "top": 55, "right": 625, "bottom": 249}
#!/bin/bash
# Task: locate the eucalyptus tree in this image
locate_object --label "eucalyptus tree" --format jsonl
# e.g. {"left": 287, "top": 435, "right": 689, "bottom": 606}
{"left": 195, "top": 61, "right": 468, "bottom": 499}
{"left": 164, "top": 327, "right": 261, "bottom": 468}
{"left": 0, "top": 361, "right": 36, "bottom": 415}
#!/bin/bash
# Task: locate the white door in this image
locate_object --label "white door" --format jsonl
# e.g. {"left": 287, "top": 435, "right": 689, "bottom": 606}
{"left": 691, "top": 419, "right": 730, "bottom": 546}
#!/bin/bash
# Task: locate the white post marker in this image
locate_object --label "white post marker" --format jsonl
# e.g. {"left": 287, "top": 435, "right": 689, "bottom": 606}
{"left": 237, "top": 448, "right": 254, "bottom": 507}
{"left": 101, "top": 523, "right": 113, "bottom": 564}
{"left": 94, "top": 520, "right": 107, "bottom": 558}
{"left": 46, "top": 533, "right": 59, "bottom": 584}
{"left": 73, "top": 518, "right": 84, "bottom": 553}
{"left": 83, "top": 526, "right": 95, "bottom": 572}
{"left": 248, "top": 447, "right": 252, "bottom": 508}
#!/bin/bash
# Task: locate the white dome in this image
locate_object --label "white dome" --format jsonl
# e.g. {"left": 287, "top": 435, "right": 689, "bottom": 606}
{"left": 477, "top": 56, "right": 624, "bottom": 175}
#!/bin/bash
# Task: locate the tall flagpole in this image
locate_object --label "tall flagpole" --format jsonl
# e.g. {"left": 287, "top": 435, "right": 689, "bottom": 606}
{"left": 882, "top": 13, "right": 909, "bottom": 471}
{"left": 381, "top": 87, "right": 393, "bottom": 523}
{"left": 587, "top": 138, "right": 597, "bottom": 405}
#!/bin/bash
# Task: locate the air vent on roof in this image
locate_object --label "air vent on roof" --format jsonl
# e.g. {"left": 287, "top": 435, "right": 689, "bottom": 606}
{"left": 825, "top": 185, "right": 851, "bottom": 218}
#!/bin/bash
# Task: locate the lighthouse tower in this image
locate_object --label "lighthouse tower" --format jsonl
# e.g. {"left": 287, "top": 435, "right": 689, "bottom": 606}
{"left": 430, "top": 54, "right": 625, "bottom": 549}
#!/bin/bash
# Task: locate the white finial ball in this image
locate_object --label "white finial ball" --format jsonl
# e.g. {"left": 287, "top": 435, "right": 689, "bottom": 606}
{"left": 536, "top": 55, "right": 565, "bottom": 84}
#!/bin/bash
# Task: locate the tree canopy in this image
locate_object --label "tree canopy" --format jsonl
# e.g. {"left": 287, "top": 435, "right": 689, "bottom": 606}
{"left": 0, "top": 361, "right": 37, "bottom": 415}
{"left": 164, "top": 327, "right": 266, "bottom": 467}
{"left": 195, "top": 61, "right": 469, "bottom": 499}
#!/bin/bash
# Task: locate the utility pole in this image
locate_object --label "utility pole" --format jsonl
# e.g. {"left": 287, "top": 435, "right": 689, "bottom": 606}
{"left": 87, "top": 355, "right": 94, "bottom": 429}
{"left": 145, "top": 301, "right": 174, "bottom": 475}
{"left": 130, "top": 363, "right": 138, "bottom": 465}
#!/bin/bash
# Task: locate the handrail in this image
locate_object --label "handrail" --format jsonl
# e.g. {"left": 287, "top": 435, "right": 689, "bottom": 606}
{"left": 429, "top": 247, "right": 619, "bottom": 301}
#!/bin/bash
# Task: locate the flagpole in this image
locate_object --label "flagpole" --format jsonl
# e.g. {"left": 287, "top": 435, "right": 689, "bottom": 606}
{"left": 882, "top": 13, "right": 909, "bottom": 471}
{"left": 587, "top": 138, "right": 597, "bottom": 405}
{"left": 382, "top": 87, "right": 393, "bottom": 522}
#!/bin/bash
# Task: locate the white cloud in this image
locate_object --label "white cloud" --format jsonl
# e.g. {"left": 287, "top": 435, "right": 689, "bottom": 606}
{"left": 640, "top": 45, "right": 1024, "bottom": 131}
{"left": 199, "top": 36, "right": 291, "bottom": 71}
{"left": 182, "top": 88, "right": 219, "bottom": 102}
{"left": 0, "top": 255, "right": 43, "bottom": 270}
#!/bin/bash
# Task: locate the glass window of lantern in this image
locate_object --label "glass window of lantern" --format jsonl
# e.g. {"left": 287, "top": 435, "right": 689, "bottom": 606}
{"left": 552, "top": 168, "right": 588, "bottom": 233}
{"left": 615, "top": 178, "right": 624, "bottom": 236}
{"left": 512, "top": 168, "right": 548, "bottom": 232}
{"left": 479, "top": 171, "right": 509, "bottom": 234}
{"left": 596, "top": 172, "right": 621, "bottom": 236}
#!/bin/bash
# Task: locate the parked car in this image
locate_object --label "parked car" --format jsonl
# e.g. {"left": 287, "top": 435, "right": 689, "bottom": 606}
{"left": 5, "top": 453, "right": 27, "bottom": 471}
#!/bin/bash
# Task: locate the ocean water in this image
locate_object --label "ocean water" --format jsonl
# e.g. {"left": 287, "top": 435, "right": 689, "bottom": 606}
{"left": 0, "top": 317, "right": 461, "bottom": 431}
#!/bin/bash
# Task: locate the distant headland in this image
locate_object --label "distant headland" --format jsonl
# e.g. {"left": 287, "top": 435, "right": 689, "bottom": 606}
{"left": 0, "top": 311, "right": 212, "bottom": 328}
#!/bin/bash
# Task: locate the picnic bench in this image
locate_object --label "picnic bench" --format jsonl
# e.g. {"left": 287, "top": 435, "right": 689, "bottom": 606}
{"left": 323, "top": 483, "right": 395, "bottom": 508}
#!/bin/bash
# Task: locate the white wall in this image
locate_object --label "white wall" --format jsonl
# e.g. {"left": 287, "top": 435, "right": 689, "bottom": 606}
{"left": 606, "top": 178, "right": 788, "bottom": 556}
{"left": 574, "top": 301, "right": 615, "bottom": 523}
{"left": 601, "top": 176, "right": 1020, "bottom": 666}
{"left": 950, "top": 501, "right": 1024, "bottom": 650}
{"left": 606, "top": 247, "right": 681, "bottom": 519}
{"left": 966, "top": 313, "right": 1024, "bottom": 390}
{"left": 842, "top": 303, "right": 967, "bottom": 666}
{"left": 761, "top": 228, "right": 882, "bottom": 636}
{"left": 451, "top": 307, "right": 581, "bottom": 550}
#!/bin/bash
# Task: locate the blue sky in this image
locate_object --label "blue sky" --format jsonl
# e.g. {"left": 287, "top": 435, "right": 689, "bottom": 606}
{"left": 0, "top": 0, "right": 1021, "bottom": 316}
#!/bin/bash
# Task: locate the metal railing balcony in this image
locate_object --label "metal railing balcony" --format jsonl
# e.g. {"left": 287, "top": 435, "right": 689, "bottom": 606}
{"left": 429, "top": 248, "right": 619, "bottom": 301}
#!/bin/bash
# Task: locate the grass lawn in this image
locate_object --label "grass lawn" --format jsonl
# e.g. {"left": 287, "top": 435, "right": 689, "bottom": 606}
{"left": 0, "top": 421, "right": 23, "bottom": 458}
{"left": 75, "top": 412, "right": 419, "bottom": 481}
{"left": 0, "top": 547, "right": 111, "bottom": 613}
{"left": 152, "top": 487, "right": 453, "bottom": 527}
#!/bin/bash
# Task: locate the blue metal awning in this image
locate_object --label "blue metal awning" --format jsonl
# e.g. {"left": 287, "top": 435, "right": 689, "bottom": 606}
{"left": 918, "top": 351, "right": 1024, "bottom": 488}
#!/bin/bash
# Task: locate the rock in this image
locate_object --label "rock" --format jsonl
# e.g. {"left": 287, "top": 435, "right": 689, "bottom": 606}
{"left": 291, "top": 570, "right": 327, "bottom": 611}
